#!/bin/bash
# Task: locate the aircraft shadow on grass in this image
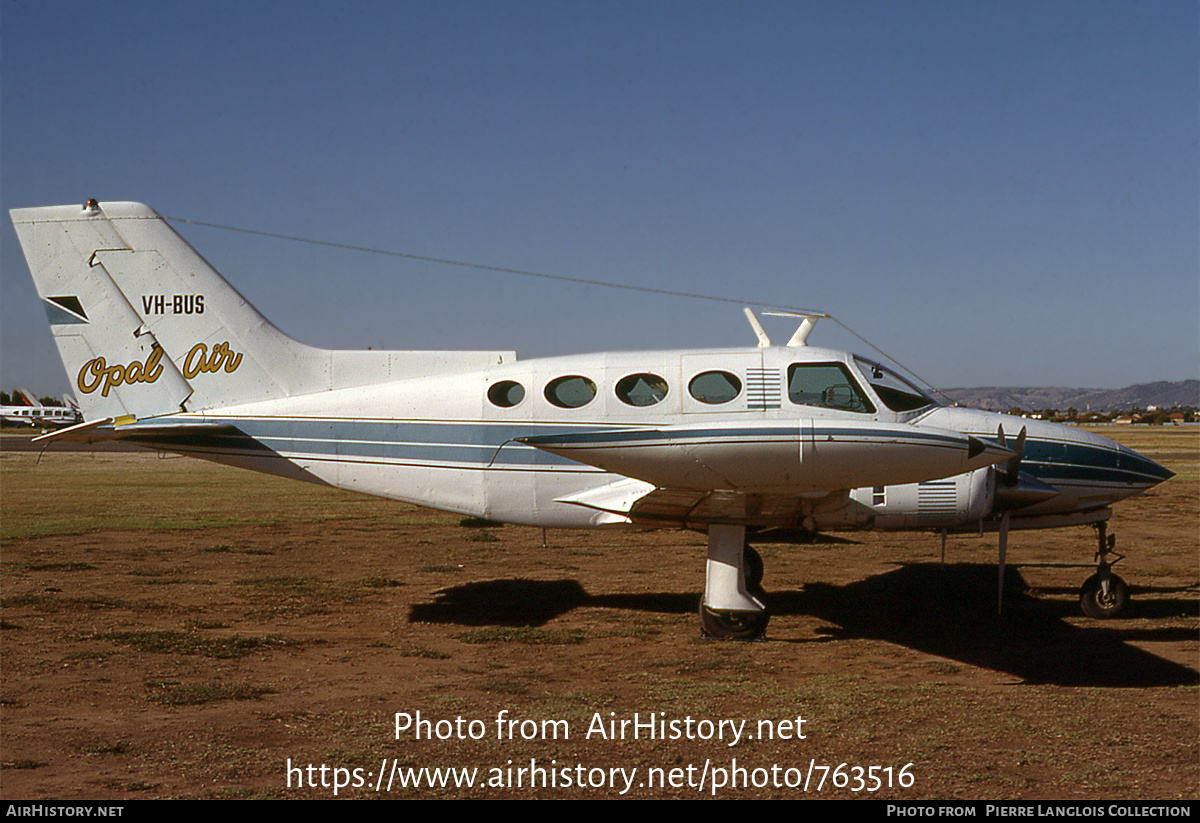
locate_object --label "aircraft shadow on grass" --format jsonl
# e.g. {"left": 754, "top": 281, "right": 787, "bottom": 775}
{"left": 408, "top": 563, "right": 1198, "bottom": 688}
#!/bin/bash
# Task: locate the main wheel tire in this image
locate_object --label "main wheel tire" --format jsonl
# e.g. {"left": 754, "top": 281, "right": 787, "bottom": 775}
{"left": 1079, "top": 572, "right": 1128, "bottom": 619}
{"left": 699, "top": 605, "right": 769, "bottom": 640}
{"left": 743, "top": 545, "right": 764, "bottom": 588}
{"left": 743, "top": 545, "right": 768, "bottom": 601}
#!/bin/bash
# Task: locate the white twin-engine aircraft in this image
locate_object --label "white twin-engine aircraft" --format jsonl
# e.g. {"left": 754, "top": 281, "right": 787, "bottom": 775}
{"left": 11, "top": 200, "right": 1173, "bottom": 639}
{"left": 0, "top": 390, "right": 81, "bottom": 429}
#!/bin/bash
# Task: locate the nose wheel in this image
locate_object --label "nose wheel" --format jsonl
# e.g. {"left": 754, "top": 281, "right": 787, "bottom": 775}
{"left": 1079, "top": 521, "right": 1127, "bottom": 619}
{"left": 1080, "top": 571, "right": 1128, "bottom": 619}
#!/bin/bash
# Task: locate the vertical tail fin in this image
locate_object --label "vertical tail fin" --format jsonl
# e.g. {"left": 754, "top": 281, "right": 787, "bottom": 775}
{"left": 12, "top": 200, "right": 517, "bottom": 423}
{"left": 11, "top": 201, "right": 326, "bottom": 420}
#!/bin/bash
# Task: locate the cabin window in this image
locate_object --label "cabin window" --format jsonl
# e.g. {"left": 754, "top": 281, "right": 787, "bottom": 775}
{"left": 688, "top": 371, "right": 742, "bottom": 405}
{"left": 487, "top": 380, "right": 525, "bottom": 408}
{"left": 615, "top": 373, "right": 668, "bottom": 407}
{"left": 787, "top": 363, "right": 875, "bottom": 413}
{"left": 545, "top": 375, "right": 597, "bottom": 408}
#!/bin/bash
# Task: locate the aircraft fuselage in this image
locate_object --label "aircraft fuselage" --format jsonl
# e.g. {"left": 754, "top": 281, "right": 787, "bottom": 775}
{"left": 122, "top": 346, "right": 1168, "bottom": 534}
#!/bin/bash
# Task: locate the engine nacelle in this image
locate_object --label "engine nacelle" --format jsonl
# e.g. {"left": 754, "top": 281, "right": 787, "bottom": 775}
{"left": 835, "top": 467, "right": 995, "bottom": 531}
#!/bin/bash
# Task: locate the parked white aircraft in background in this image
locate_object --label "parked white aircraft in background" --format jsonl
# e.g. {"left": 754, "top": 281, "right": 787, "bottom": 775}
{"left": 0, "top": 389, "right": 82, "bottom": 429}
{"left": 10, "top": 200, "right": 1173, "bottom": 639}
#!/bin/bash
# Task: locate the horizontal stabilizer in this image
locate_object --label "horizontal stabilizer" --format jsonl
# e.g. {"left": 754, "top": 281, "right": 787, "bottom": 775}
{"left": 32, "top": 418, "right": 115, "bottom": 444}
{"left": 34, "top": 417, "right": 242, "bottom": 447}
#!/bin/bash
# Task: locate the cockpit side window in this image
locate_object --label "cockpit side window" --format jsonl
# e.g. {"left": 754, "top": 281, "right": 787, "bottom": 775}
{"left": 853, "top": 357, "right": 936, "bottom": 413}
{"left": 787, "top": 363, "right": 875, "bottom": 413}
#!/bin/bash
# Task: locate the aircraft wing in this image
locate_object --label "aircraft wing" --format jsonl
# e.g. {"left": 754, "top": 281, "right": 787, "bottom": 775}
{"left": 521, "top": 420, "right": 1010, "bottom": 495}
{"left": 533, "top": 419, "right": 1012, "bottom": 529}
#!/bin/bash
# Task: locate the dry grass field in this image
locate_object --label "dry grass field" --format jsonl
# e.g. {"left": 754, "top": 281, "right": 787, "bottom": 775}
{"left": 1, "top": 426, "right": 1195, "bottom": 799}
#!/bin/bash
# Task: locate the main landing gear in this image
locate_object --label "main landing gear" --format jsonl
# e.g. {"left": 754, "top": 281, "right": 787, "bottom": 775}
{"left": 700, "top": 524, "right": 769, "bottom": 640}
{"left": 1079, "top": 520, "right": 1128, "bottom": 619}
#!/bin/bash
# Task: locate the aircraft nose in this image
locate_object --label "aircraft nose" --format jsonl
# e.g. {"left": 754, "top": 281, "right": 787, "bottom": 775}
{"left": 1133, "top": 448, "right": 1175, "bottom": 485}
{"left": 1005, "top": 421, "right": 1176, "bottom": 502}
{"left": 1102, "top": 438, "right": 1175, "bottom": 490}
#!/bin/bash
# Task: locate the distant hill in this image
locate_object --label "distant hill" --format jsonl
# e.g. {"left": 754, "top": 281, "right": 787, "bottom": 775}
{"left": 940, "top": 380, "right": 1199, "bottom": 413}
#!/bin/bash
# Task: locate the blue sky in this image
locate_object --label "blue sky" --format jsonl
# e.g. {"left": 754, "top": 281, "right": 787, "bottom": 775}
{"left": 3, "top": 1, "right": 1196, "bottom": 396}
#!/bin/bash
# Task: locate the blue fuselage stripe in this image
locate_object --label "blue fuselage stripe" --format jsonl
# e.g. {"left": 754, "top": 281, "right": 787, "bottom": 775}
{"left": 127, "top": 416, "right": 1169, "bottom": 489}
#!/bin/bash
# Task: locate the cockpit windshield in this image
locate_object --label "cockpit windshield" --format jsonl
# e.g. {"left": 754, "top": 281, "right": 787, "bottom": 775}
{"left": 853, "top": 357, "right": 937, "bottom": 413}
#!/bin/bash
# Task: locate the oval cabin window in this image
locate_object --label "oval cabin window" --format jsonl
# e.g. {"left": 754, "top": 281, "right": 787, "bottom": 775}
{"left": 688, "top": 371, "right": 741, "bottom": 405}
{"left": 545, "top": 375, "right": 597, "bottom": 408}
{"left": 615, "top": 373, "right": 668, "bottom": 407}
{"left": 487, "top": 380, "right": 526, "bottom": 408}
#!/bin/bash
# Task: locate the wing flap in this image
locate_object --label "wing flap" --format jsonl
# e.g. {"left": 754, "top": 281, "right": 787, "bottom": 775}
{"left": 553, "top": 477, "right": 657, "bottom": 524}
{"left": 554, "top": 475, "right": 846, "bottom": 529}
{"left": 629, "top": 488, "right": 823, "bottom": 527}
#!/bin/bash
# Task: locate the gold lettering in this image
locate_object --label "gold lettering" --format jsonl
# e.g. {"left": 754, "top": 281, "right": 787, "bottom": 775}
{"left": 182, "top": 342, "right": 208, "bottom": 379}
{"left": 183, "top": 341, "right": 243, "bottom": 378}
{"left": 203, "top": 346, "right": 221, "bottom": 374}
{"left": 211, "top": 341, "right": 243, "bottom": 373}
{"left": 77, "top": 341, "right": 240, "bottom": 395}
{"left": 101, "top": 364, "right": 126, "bottom": 397}
{"left": 77, "top": 357, "right": 106, "bottom": 394}
{"left": 143, "top": 346, "right": 164, "bottom": 383}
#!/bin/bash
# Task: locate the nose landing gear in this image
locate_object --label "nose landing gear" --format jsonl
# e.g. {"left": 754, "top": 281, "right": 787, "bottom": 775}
{"left": 1079, "top": 520, "right": 1127, "bottom": 619}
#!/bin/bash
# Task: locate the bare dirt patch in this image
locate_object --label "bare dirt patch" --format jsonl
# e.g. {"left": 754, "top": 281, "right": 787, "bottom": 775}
{"left": 1, "top": 429, "right": 1196, "bottom": 799}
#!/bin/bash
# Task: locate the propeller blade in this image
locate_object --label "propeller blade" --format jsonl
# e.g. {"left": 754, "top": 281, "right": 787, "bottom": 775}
{"left": 1005, "top": 427, "right": 1027, "bottom": 484}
